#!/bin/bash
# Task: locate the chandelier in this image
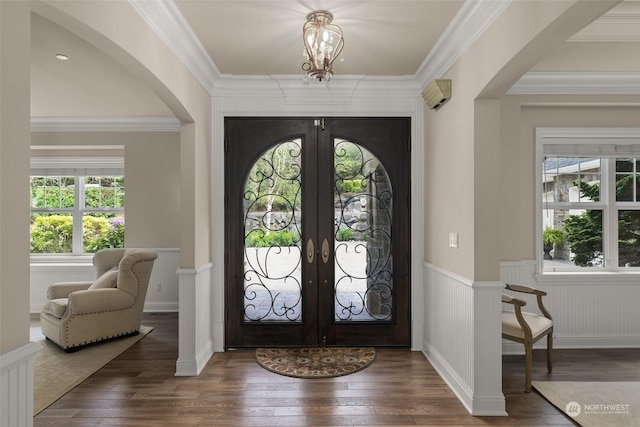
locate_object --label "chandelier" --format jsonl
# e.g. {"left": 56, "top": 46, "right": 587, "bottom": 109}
{"left": 302, "top": 10, "right": 344, "bottom": 82}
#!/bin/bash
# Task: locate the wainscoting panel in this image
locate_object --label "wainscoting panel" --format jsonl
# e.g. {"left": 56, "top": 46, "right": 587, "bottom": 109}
{"left": 422, "top": 262, "right": 506, "bottom": 416}
{"left": 0, "top": 342, "right": 41, "bottom": 427}
{"left": 501, "top": 260, "right": 640, "bottom": 352}
{"left": 176, "top": 262, "right": 214, "bottom": 376}
{"left": 30, "top": 248, "right": 180, "bottom": 313}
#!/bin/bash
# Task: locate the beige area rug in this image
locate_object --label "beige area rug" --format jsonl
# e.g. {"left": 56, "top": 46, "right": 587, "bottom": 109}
{"left": 256, "top": 347, "right": 375, "bottom": 379}
{"left": 533, "top": 381, "right": 640, "bottom": 427}
{"left": 31, "top": 325, "right": 153, "bottom": 415}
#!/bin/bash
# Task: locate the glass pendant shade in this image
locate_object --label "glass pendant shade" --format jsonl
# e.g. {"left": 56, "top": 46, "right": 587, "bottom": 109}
{"left": 302, "top": 10, "right": 344, "bottom": 82}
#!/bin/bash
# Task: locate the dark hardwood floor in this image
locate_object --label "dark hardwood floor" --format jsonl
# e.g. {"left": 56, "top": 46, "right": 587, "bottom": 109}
{"left": 34, "top": 312, "right": 640, "bottom": 426}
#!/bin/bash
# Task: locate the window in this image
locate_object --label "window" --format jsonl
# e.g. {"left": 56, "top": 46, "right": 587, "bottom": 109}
{"left": 30, "top": 157, "right": 124, "bottom": 255}
{"left": 537, "top": 128, "right": 640, "bottom": 272}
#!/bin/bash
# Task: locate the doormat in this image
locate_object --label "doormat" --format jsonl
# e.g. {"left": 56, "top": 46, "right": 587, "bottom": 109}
{"left": 256, "top": 347, "right": 376, "bottom": 379}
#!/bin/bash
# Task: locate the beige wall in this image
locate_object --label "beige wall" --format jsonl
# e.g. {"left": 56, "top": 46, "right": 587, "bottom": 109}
{"left": 423, "top": 0, "right": 619, "bottom": 281}
{"left": 34, "top": 0, "right": 212, "bottom": 268}
{"left": 0, "top": 1, "right": 31, "bottom": 354}
{"left": 499, "top": 96, "right": 640, "bottom": 261}
{"left": 532, "top": 42, "right": 640, "bottom": 71}
{"left": 1, "top": 0, "right": 211, "bottom": 355}
{"left": 31, "top": 131, "right": 181, "bottom": 249}
{"left": 126, "top": 134, "right": 181, "bottom": 248}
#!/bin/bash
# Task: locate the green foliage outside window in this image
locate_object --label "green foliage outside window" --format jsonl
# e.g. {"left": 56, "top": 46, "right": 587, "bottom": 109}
{"left": 30, "top": 175, "right": 125, "bottom": 254}
{"left": 30, "top": 214, "right": 74, "bottom": 253}
{"left": 245, "top": 230, "right": 299, "bottom": 248}
{"left": 562, "top": 162, "right": 640, "bottom": 266}
{"left": 339, "top": 179, "right": 365, "bottom": 194}
{"left": 30, "top": 214, "right": 125, "bottom": 254}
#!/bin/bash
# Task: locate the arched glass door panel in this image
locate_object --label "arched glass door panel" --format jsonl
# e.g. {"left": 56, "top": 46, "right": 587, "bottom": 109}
{"left": 333, "top": 139, "right": 393, "bottom": 321}
{"left": 243, "top": 139, "right": 303, "bottom": 322}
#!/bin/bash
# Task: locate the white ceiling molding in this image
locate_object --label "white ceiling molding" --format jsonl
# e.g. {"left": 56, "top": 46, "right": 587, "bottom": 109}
{"left": 31, "top": 145, "right": 125, "bottom": 151}
{"left": 569, "top": 2, "right": 640, "bottom": 43}
{"left": 31, "top": 117, "right": 181, "bottom": 132}
{"left": 130, "top": 0, "right": 509, "bottom": 97}
{"left": 507, "top": 71, "right": 640, "bottom": 95}
{"left": 213, "top": 75, "right": 420, "bottom": 108}
{"left": 128, "top": 0, "right": 221, "bottom": 93}
{"left": 414, "top": 0, "right": 512, "bottom": 90}
{"left": 30, "top": 156, "right": 125, "bottom": 176}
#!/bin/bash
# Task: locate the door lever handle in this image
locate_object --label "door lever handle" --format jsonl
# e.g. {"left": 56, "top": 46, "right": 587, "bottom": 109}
{"left": 306, "top": 238, "right": 314, "bottom": 264}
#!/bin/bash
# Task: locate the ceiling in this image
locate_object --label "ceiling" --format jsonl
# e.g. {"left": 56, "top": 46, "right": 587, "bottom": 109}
{"left": 30, "top": 0, "right": 640, "bottom": 118}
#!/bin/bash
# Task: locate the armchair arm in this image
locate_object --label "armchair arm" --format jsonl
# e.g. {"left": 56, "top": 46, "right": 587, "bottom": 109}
{"left": 505, "top": 283, "right": 552, "bottom": 321}
{"left": 502, "top": 293, "right": 526, "bottom": 306}
{"left": 67, "top": 288, "right": 136, "bottom": 315}
{"left": 502, "top": 293, "right": 532, "bottom": 339}
{"left": 48, "top": 282, "right": 93, "bottom": 299}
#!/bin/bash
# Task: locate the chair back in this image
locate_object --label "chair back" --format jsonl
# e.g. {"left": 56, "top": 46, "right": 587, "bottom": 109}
{"left": 93, "top": 248, "right": 128, "bottom": 278}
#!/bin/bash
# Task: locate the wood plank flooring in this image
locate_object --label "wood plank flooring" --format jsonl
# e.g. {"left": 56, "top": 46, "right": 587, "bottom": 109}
{"left": 34, "top": 313, "right": 640, "bottom": 426}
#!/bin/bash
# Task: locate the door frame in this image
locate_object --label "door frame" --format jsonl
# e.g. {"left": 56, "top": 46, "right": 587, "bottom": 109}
{"left": 223, "top": 117, "right": 412, "bottom": 348}
{"left": 208, "top": 81, "right": 426, "bottom": 352}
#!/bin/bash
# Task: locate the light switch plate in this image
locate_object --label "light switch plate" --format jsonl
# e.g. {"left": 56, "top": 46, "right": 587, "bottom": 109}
{"left": 449, "top": 232, "right": 459, "bottom": 248}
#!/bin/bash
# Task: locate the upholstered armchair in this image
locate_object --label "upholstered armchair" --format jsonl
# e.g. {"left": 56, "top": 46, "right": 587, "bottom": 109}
{"left": 502, "top": 283, "right": 554, "bottom": 392}
{"left": 40, "top": 248, "right": 158, "bottom": 352}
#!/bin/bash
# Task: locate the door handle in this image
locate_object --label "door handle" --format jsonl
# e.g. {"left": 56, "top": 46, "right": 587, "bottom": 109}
{"left": 322, "top": 238, "right": 329, "bottom": 264}
{"left": 306, "top": 238, "right": 314, "bottom": 264}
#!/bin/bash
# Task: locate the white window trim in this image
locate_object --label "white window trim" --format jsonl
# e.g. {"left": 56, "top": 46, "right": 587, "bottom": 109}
{"left": 30, "top": 156, "right": 124, "bottom": 260}
{"left": 535, "top": 127, "right": 640, "bottom": 275}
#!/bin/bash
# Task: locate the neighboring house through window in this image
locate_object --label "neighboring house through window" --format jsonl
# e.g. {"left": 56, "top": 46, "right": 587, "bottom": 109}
{"left": 536, "top": 128, "right": 640, "bottom": 272}
{"left": 30, "top": 156, "right": 125, "bottom": 256}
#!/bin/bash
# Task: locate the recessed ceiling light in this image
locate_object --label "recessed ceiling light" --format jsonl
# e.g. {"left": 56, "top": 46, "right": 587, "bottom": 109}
{"left": 55, "top": 54, "right": 69, "bottom": 61}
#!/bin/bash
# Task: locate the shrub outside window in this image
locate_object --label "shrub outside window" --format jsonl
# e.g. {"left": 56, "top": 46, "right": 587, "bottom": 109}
{"left": 30, "top": 175, "right": 124, "bottom": 254}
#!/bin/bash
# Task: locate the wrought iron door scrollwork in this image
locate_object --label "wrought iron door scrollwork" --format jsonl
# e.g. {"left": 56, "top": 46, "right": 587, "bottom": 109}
{"left": 333, "top": 139, "right": 393, "bottom": 321}
{"left": 243, "top": 139, "right": 303, "bottom": 322}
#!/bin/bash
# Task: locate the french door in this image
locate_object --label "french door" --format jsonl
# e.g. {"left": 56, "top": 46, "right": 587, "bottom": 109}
{"left": 224, "top": 117, "right": 411, "bottom": 347}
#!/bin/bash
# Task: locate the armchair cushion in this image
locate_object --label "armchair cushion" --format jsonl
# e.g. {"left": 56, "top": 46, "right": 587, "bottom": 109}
{"left": 88, "top": 267, "right": 118, "bottom": 289}
{"left": 502, "top": 311, "right": 553, "bottom": 340}
{"left": 41, "top": 298, "right": 69, "bottom": 319}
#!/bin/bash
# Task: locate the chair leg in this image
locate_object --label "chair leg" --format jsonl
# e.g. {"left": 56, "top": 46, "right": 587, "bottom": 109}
{"left": 547, "top": 332, "right": 553, "bottom": 373}
{"left": 524, "top": 342, "right": 532, "bottom": 393}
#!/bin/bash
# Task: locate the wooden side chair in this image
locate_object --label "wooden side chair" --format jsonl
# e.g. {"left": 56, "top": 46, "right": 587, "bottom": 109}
{"left": 501, "top": 284, "right": 553, "bottom": 392}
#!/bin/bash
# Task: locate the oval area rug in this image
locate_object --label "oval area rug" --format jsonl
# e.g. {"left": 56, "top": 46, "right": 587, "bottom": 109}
{"left": 256, "top": 347, "right": 376, "bottom": 379}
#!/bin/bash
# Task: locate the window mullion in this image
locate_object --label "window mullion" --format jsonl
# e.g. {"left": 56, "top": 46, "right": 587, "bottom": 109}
{"left": 601, "top": 159, "right": 615, "bottom": 269}
{"left": 73, "top": 176, "right": 84, "bottom": 254}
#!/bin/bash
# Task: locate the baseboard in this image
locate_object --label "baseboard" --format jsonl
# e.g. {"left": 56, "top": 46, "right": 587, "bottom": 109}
{"left": 175, "top": 338, "right": 214, "bottom": 376}
{"left": 422, "top": 341, "right": 474, "bottom": 414}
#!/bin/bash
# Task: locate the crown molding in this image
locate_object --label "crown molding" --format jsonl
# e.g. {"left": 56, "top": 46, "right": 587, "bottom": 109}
{"left": 415, "top": 0, "right": 512, "bottom": 90}
{"left": 507, "top": 71, "right": 640, "bottom": 95}
{"left": 214, "top": 75, "right": 419, "bottom": 104}
{"left": 568, "top": 1, "right": 640, "bottom": 43}
{"left": 31, "top": 117, "right": 181, "bottom": 132}
{"left": 128, "top": 0, "right": 221, "bottom": 93}
{"left": 130, "top": 0, "right": 509, "bottom": 97}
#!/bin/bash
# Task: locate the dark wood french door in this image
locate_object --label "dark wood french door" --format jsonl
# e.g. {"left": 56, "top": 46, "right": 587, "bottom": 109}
{"left": 224, "top": 117, "right": 411, "bottom": 348}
